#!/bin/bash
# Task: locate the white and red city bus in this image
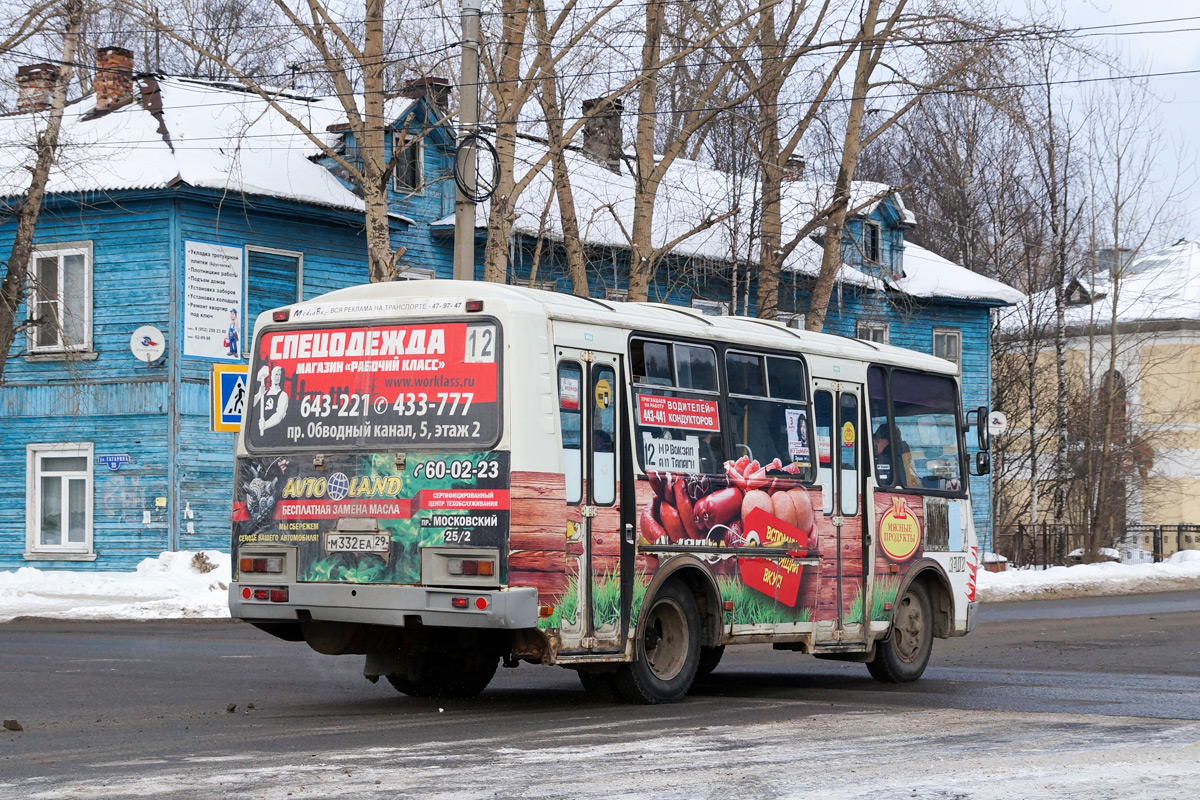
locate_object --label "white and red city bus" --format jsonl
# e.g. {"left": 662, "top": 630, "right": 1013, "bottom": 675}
{"left": 230, "top": 280, "right": 987, "bottom": 703}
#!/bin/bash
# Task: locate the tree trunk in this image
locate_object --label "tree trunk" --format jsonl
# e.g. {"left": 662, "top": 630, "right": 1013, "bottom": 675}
{"left": 0, "top": 0, "right": 83, "bottom": 381}
{"left": 362, "top": 0, "right": 396, "bottom": 281}
{"left": 626, "top": 0, "right": 664, "bottom": 303}
{"left": 482, "top": 0, "right": 530, "bottom": 284}
{"left": 532, "top": 0, "right": 588, "bottom": 296}
{"left": 754, "top": 6, "right": 782, "bottom": 320}
{"left": 806, "top": 0, "right": 879, "bottom": 332}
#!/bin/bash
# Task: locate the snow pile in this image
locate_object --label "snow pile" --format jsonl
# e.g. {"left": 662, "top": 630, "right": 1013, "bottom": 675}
{"left": 0, "top": 551, "right": 231, "bottom": 623}
{"left": 978, "top": 550, "right": 1200, "bottom": 602}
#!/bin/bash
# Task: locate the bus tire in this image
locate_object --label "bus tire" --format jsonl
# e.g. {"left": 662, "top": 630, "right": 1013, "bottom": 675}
{"left": 867, "top": 582, "right": 933, "bottom": 683}
{"left": 386, "top": 651, "right": 499, "bottom": 699}
{"left": 696, "top": 645, "right": 725, "bottom": 677}
{"left": 614, "top": 581, "right": 700, "bottom": 704}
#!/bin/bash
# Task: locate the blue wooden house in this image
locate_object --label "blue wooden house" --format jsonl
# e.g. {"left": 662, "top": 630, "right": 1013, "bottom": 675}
{"left": 0, "top": 53, "right": 1019, "bottom": 571}
{"left": 0, "top": 52, "right": 455, "bottom": 569}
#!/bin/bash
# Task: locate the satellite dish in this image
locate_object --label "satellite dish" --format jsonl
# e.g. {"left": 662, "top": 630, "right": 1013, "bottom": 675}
{"left": 988, "top": 411, "right": 1008, "bottom": 435}
{"left": 130, "top": 325, "right": 166, "bottom": 364}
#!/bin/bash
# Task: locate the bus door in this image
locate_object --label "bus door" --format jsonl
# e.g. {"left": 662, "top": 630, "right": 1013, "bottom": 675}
{"left": 556, "top": 349, "right": 626, "bottom": 652}
{"left": 811, "top": 380, "right": 867, "bottom": 648}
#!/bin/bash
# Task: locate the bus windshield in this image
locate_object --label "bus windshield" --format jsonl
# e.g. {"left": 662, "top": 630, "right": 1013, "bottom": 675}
{"left": 245, "top": 319, "right": 501, "bottom": 452}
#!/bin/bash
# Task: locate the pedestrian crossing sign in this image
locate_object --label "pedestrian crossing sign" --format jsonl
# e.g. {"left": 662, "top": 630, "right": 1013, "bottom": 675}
{"left": 212, "top": 363, "right": 249, "bottom": 432}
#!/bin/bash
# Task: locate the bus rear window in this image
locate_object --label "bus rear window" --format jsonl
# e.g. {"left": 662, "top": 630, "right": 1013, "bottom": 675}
{"left": 246, "top": 320, "right": 501, "bottom": 451}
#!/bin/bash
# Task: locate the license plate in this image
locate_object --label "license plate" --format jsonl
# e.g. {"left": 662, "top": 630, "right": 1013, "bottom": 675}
{"left": 324, "top": 532, "right": 390, "bottom": 553}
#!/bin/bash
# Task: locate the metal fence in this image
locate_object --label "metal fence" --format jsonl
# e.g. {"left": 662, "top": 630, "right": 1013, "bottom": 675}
{"left": 991, "top": 523, "right": 1200, "bottom": 569}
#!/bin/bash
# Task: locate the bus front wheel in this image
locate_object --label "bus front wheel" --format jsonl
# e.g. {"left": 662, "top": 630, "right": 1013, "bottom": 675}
{"left": 867, "top": 582, "right": 933, "bottom": 683}
{"left": 614, "top": 581, "right": 700, "bottom": 704}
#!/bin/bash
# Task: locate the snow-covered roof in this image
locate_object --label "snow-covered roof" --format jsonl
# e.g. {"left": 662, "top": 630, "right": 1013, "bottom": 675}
{"left": 0, "top": 77, "right": 416, "bottom": 211}
{"left": 1000, "top": 239, "right": 1200, "bottom": 332}
{"left": 899, "top": 243, "right": 1026, "bottom": 305}
{"left": 442, "top": 136, "right": 1016, "bottom": 305}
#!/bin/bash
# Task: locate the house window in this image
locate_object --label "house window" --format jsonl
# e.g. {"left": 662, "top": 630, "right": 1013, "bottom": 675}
{"left": 933, "top": 327, "right": 962, "bottom": 371}
{"left": 690, "top": 298, "right": 729, "bottom": 316}
{"left": 604, "top": 287, "right": 628, "bottom": 302}
{"left": 27, "top": 443, "right": 94, "bottom": 557}
{"left": 857, "top": 320, "right": 889, "bottom": 344}
{"left": 29, "top": 242, "right": 92, "bottom": 352}
{"left": 392, "top": 131, "right": 423, "bottom": 193}
{"left": 862, "top": 220, "right": 881, "bottom": 262}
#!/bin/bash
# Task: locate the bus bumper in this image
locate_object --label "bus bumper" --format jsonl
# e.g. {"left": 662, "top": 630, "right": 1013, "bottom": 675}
{"left": 229, "top": 582, "right": 540, "bottom": 630}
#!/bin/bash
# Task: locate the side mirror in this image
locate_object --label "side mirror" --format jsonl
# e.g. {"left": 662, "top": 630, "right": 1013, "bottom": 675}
{"left": 970, "top": 450, "right": 990, "bottom": 476}
{"left": 976, "top": 406, "right": 990, "bottom": 451}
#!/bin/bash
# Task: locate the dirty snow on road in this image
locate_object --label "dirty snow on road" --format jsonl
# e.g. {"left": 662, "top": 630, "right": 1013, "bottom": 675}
{"left": 3, "top": 550, "right": 1200, "bottom": 622}
{"left": 6, "top": 708, "right": 1200, "bottom": 799}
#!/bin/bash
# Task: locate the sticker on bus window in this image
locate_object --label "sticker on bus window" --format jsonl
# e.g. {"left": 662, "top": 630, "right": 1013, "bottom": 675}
{"left": 842, "top": 421, "right": 856, "bottom": 448}
{"left": 559, "top": 375, "right": 580, "bottom": 410}
{"left": 636, "top": 394, "right": 720, "bottom": 431}
{"left": 642, "top": 433, "right": 700, "bottom": 473}
{"left": 785, "top": 408, "right": 810, "bottom": 464}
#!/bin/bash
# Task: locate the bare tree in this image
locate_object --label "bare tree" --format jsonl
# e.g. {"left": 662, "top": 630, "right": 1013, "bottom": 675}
{"left": 0, "top": 0, "right": 84, "bottom": 380}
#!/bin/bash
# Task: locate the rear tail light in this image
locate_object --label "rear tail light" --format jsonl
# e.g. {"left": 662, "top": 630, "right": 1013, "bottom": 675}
{"left": 272, "top": 309, "right": 290, "bottom": 322}
{"left": 451, "top": 597, "right": 469, "bottom": 609}
{"left": 447, "top": 558, "right": 494, "bottom": 576}
{"left": 465, "top": 300, "right": 484, "bottom": 312}
{"left": 242, "top": 586, "right": 289, "bottom": 602}
{"left": 240, "top": 557, "right": 283, "bottom": 574}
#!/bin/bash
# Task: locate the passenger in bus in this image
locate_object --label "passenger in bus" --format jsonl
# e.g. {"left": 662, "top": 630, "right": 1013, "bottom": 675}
{"left": 874, "top": 424, "right": 918, "bottom": 486}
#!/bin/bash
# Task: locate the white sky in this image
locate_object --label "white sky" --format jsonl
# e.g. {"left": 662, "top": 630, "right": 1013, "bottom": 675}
{"left": 1056, "top": 0, "right": 1200, "bottom": 233}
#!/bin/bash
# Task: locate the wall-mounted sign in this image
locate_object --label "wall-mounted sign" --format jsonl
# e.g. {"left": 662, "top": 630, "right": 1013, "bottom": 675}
{"left": 212, "top": 363, "right": 249, "bottom": 433}
{"left": 988, "top": 411, "right": 1009, "bottom": 435}
{"left": 97, "top": 454, "right": 130, "bottom": 471}
{"left": 184, "top": 240, "right": 243, "bottom": 362}
{"left": 129, "top": 326, "right": 166, "bottom": 364}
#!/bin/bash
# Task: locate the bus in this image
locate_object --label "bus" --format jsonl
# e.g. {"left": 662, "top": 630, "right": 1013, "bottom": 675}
{"left": 230, "top": 280, "right": 988, "bottom": 703}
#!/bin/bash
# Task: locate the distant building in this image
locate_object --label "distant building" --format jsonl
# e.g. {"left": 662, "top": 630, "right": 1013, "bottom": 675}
{"left": 995, "top": 240, "right": 1200, "bottom": 557}
{"left": 0, "top": 49, "right": 1020, "bottom": 569}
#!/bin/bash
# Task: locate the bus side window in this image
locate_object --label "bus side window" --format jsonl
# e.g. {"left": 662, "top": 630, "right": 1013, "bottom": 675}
{"left": 868, "top": 365, "right": 893, "bottom": 486}
{"left": 814, "top": 391, "right": 834, "bottom": 515}
{"left": 591, "top": 364, "right": 616, "bottom": 506}
{"left": 558, "top": 362, "right": 583, "bottom": 504}
{"left": 838, "top": 393, "right": 859, "bottom": 517}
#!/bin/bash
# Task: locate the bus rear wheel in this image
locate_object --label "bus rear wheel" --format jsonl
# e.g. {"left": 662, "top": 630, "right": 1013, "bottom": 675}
{"left": 867, "top": 582, "right": 933, "bottom": 683}
{"left": 384, "top": 634, "right": 500, "bottom": 698}
{"left": 614, "top": 581, "right": 700, "bottom": 704}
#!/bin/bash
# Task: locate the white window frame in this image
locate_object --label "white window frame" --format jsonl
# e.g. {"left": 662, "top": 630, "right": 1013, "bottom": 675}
{"left": 26, "top": 442, "right": 95, "bottom": 560}
{"left": 391, "top": 130, "right": 424, "bottom": 195}
{"left": 933, "top": 327, "right": 962, "bottom": 372}
{"left": 857, "top": 320, "right": 889, "bottom": 344}
{"left": 27, "top": 241, "right": 93, "bottom": 354}
{"left": 862, "top": 220, "right": 881, "bottom": 262}
{"left": 690, "top": 298, "right": 729, "bottom": 316}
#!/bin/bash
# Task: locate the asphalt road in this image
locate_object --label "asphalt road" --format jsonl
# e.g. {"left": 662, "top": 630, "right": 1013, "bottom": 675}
{"left": 2, "top": 592, "right": 1199, "bottom": 799}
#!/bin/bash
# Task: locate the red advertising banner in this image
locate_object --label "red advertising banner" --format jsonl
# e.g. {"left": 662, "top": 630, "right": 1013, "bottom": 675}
{"left": 417, "top": 489, "right": 510, "bottom": 511}
{"left": 636, "top": 394, "right": 721, "bottom": 431}
{"left": 737, "top": 506, "right": 808, "bottom": 607}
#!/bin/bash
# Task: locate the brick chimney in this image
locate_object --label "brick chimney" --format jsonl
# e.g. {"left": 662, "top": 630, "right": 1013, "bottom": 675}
{"left": 783, "top": 155, "right": 806, "bottom": 182}
{"left": 581, "top": 96, "right": 624, "bottom": 174}
{"left": 400, "top": 76, "right": 452, "bottom": 111}
{"left": 16, "top": 63, "right": 59, "bottom": 113}
{"left": 95, "top": 46, "right": 134, "bottom": 112}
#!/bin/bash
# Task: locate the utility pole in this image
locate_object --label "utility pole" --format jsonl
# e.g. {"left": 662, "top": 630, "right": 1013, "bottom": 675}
{"left": 454, "top": 0, "right": 482, "bottom": 281}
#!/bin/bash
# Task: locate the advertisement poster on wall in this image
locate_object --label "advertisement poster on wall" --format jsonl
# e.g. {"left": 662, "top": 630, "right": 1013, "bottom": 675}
{"left": 184, "top": 240, "right": 243, "bottom": 361}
